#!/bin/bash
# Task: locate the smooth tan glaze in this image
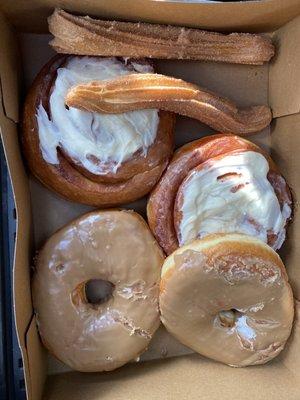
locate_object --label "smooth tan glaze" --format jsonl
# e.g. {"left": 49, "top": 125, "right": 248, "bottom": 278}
{"left": 33, "top": 210, "right": 164, "bottom": 372}
{"left": 159, "top": 234, "right": 294, "bottom": 367}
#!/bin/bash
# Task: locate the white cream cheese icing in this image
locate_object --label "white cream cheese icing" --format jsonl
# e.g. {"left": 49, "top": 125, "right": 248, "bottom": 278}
{"left": 178, "top": 151, "right": 291, "bottom": 250}
{"left": 36, "top": 57, "right": 159, "bottom": 175}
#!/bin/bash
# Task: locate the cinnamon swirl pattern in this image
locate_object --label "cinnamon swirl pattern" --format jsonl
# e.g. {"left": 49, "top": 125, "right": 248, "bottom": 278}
{"left": 22, "top": 55, "right": 174, "bottom": 206}
{"left": 147, "top": 134, "right": 292, "bottom": 255}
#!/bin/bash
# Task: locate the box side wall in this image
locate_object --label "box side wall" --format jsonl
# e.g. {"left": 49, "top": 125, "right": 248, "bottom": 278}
{"left": 278, "top": 300, "right": 300, "bottom": 375}
{"left": 268, "top": 16, "right": 300, "bottom": 300}
{"left": 270, "top": 113, "right": 300, "bottom": 299}
{"left": 269, "top": 15, "right": 300, "bottom": 118}
{"left": 0, "top": 12, "right": 20, "bottom": 121}
{"left": 0, "top": 0, "right": 300, "bottom": 33}
{"left": 0, "top": 12, "right": 46, "bottom": 400}
{"left": 26, "top": 317, "right": 47, "bottom": 400}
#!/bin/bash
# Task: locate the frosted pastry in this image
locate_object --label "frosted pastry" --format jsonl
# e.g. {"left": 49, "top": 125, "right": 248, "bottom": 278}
{"left": 147, "top": 134, "right": 292, "bottom": 255}
{"left": 22, "top": 55, "right": 174, "bottom": 206}
{"left": 33, "top": 210, "right": 164, "bottom": 372}
{"left": 159, "top": 234, "right": 294, "bottom": 367}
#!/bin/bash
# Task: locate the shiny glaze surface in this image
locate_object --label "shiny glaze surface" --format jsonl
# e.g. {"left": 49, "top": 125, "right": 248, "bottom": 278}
{"left": 159, "top": 234, "right": 294, "bottom": 367}
{"left": 33, "top": 210, "right": 164, "bottom": 371}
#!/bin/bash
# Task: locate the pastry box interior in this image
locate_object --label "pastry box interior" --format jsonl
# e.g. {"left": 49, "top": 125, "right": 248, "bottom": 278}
{"left": 0, "top": 0, "right": 300, "bottom": 399}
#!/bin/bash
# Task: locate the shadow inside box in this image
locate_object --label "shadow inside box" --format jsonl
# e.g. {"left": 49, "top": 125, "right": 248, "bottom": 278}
{"left": 43, "top": 352, "right": 292, "bottom": 400}
{"left": 268, "top": 119, "right": 295, "bottom": 266}
{"left": 173, "top": 115, "right": 215, "bottom": 149}
{"left": 43, "top": 354, "right": 206, "bottom": 399}
{"left": 173, "top": 115, "right": 270, "bottom": 151}
{"left": 44, "top": 357, "right": 162, "bottom": 399}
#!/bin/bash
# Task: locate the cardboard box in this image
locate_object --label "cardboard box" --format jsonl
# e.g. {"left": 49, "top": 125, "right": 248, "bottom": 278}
{"left": 0, "top": 1, "right": 299, "bottom": 399}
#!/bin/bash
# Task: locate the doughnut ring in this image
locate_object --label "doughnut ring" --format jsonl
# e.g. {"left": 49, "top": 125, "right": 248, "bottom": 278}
{"left": 159, "top": 233, "right": 294, "bottom": 367}
{"left": 33, "top": 210, "right": 164, "bottom": 371}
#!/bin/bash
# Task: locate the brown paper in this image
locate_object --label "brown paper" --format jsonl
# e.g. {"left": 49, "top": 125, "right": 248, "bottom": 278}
{"left": 1, "top": 0, "right": 300, "bottom": 32}
{"left": 0, "top": 2, "right": 300, "bottom": 399}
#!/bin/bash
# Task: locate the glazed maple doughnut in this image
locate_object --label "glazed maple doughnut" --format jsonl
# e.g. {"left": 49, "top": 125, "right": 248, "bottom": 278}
{"left": 22, "top": 55, "right": 175, "bottom": 206}
{"left": 32, "top": 210, "right": 164, "bottom": 372}
{"left": 159, "top": 234, "right": 294, "bottom": 367}
{"left": 147, "top": 134, "right": 292, "bottom": 255}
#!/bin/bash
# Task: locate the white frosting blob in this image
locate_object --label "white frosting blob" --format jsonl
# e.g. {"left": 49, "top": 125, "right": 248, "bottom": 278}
{"left": 178, "top": 151, "right": 291, "bottom": 250}
{"left": 36, "top": 57, "right": 159, "bottom": 175}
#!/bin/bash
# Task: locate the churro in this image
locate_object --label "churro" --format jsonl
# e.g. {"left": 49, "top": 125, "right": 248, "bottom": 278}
{"left": 49, "top": 9, "right": 274, "bottom": 65}
{"left": 66, "top": 73, "right": 272, "bottom": 135}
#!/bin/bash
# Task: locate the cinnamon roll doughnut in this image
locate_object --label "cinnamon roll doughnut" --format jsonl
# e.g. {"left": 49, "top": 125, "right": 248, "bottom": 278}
{"left": 22, "top": 55, "right": 175, "bottom": 206}
{"left": 33, "top": 210, "right": 164, "bottom": 372}
{"left": 159, "top": 234, "right": 294, "bottom": 367}
{"left": 147, "top": 134, "right": 292, "bottom": 255}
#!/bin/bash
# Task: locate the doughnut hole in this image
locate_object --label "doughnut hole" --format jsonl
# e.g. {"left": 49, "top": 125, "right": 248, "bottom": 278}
{"left": 218, "top": 309, "right": 238, "bottom": 328}
{"left": 85, "top": 279, "right": 115, "bottom": 305}
{"left": 71, "top": 279, "right": 115, "bottom": 308}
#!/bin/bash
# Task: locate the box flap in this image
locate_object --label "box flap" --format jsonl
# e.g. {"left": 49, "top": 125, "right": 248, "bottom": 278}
{"left": 269, "top": 15, "right": 300, "bottom": 118}
{"left": 1, "top": 0, "right": 300, "bottom": 33}
{"left": 0, "top": 13, "right": 20, "bottom": 122}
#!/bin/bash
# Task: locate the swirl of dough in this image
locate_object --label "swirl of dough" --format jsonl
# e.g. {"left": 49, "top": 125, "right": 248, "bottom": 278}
{"left": 22, "top": 55, "right": 175, "bottom": 206}
{"left": 147, "top": 134, "right": 292, "bottom": 255}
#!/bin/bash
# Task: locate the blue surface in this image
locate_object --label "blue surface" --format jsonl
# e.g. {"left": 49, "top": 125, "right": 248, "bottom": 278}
{"left": 0, "top": 140, "right": 26, "bottom": 400}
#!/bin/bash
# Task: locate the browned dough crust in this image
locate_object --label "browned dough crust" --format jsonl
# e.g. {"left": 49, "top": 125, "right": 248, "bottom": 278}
{"left": 22, "top": 55, "right": 175, "bottom": 206}
{"left": 147, "top": 134, "right": 292, "bottom": 255}
{"left": 49, "top": 9, "right": 275, "bottom": 65}
{"left": 66, "top": 73, "right": 272, "bottom": 136}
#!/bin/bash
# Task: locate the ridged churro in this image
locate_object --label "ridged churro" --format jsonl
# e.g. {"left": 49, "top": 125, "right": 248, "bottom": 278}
{"left": 66, "top": 73, "right": 272, "bottom": 135}
{"left": 49, "top": 9, "right": 274, "bottom": 65}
